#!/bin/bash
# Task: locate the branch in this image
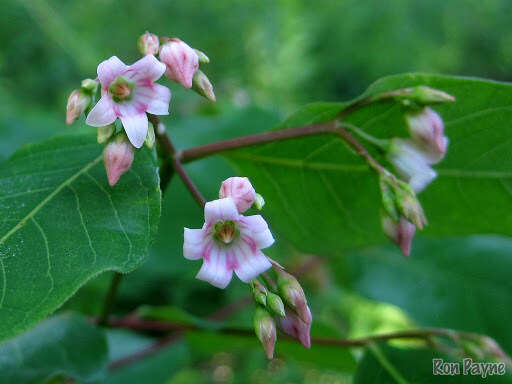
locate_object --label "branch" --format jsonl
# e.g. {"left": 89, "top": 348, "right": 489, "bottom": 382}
{"left": 97, "top": 272, "right": 123, "bottom": 326}
{"left": 179, "top": 121, "right": 340, "bottom": 163}
{"left": 149, "top": 114, "right": 206, "bottom": 207}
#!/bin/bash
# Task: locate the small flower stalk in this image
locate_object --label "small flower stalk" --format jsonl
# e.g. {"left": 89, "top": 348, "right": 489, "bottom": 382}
{"left": 103, "top": 134, "right": 135, "bottom": 186}
{"left": 183, "top": 178, "right": 275, "bottom": 288}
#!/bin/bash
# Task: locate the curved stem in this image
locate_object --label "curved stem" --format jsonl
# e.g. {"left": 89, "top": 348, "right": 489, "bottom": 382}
{"left": 98, "top": 272, "right": 123, "bottom": 326}
{"left": 149, "top": 114, "right": 206, "bottom": 207}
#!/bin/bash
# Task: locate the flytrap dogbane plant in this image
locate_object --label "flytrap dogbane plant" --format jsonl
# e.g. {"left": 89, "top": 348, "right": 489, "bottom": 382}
{"left": 63, "top": 31, "right": 471, "bottom": 360}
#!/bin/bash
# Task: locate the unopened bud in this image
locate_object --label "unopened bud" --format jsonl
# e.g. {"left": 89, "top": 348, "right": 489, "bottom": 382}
{"left": 250, "top": 280, "right": 268, "bottom": 306}
{"left": 159, "top": 39, "right": 199, "bottom": 89}
{"left": 276, "top": 270, "right": 311, "bottom": 324}
{"left": 388, "top": 139, "right": 437, "bottom": 193}
{"left": 266, "top": 292, "right": 285, "bottom": 317}
{"left": 145, "top": 123, "right": 155, "bottom": 149}
{"left": 103, "top": 134, "right": 135, "bottom": 187}
{"left": 219, "top": 177, "right": 256, "bottom": 213}
{"left": 381, "top": 214, "right": 416, "bottom": 257}
{"left": 194, "top": 49, "right": 210, "bottom": 64}
{"left": 253, "top": 306, "right": 276, "bottom": 359}
{"left": 407, "top": 86, "right": 455, "bottom": 105}
{"left": 81, "top": 78, "right": 98, "bottom": 93}
{"left": 379, "top": 175, "right": 399, "bottom": 220}
{"left": 406, "top": 107, "right": 448, "bottom": 159}
{"left": 192, "top": 70, "right": 216, "bottom": 102}
{"left": 254, "top": 193, "right": 265, "bottom": 210}
{"left": 277, "top": 307, "right": 312, "bottom": 349}
{"left": 395, "top": 182, "right": 427, "bottom": 230}
{"left": 97, "top": 125, "right": 115, "bottom": 144}
{"left": 138, "top": 31, "right": 160, "bottom": 56}
{"left": 66, "top": 89, "right": 91, "bottom": 125}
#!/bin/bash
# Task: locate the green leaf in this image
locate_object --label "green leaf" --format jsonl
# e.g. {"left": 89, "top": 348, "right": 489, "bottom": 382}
{"left": 341, "top": 235, "right": 512, "bottom": 354}
{"left": 0, "top": 312, "right": 108, "bottom": 384}
{"left": 354, "top": 345, "right": 510, "bottom": 383}
{"left": 227, "top": 74, "right": 512, "bottom": 254}
{"left": 0, "top": 133, "right": 160, "bottom": 342}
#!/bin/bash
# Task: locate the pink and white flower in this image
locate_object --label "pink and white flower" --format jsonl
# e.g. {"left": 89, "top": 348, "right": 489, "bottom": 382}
{"left": 219, "top": 177, "right": 256, "bottom": 213}
{"left": 159, "top": 39, "right": 199, "bottom": 89}
{"left": 103, "top": 134, "right": 134, "bottom": 186}
{"left": 86, "top": 55, "right": 171, "bottom": 148}
{"left": 381, "top": 214, "right": 416, "bottom": 257}
{"left": 183, "top": 197, "right": 275, "bottom": 288}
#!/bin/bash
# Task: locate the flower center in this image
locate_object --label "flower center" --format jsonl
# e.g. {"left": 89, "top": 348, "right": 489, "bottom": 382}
{"left": 109, "top": 76, "right": 134, "bottom": 102}
{"left": 214, "top": 220, "right": 238, "bottom": 245}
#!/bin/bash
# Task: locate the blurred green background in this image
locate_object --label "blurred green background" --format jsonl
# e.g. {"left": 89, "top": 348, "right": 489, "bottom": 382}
{"left": 1, "top": 0, "right": 512, "bottom": 383}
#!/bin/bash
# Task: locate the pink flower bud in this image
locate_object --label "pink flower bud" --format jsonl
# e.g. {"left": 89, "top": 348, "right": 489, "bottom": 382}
{"left": 219, "top": 177, "right": 256, "bottom": 213}
{"left": 406, "top": 107, "right": 448, "bottom": 160}
{"left": 103, "top": 135, "right": 135, "bottom": 186}
{"left": 254, "top": 306, "right": 277, "bottom": 359}
{"left": 66, "top": 89, "right": 90, "bottom": 125}
{"left": 159, "top": 39, "right": 199, "bottom": 89}
{"left": 138, "top": 31, "right": 159, "bottom": 56}
{"left": 277, "top": 307, "right": 312, "bottom": 349}
{"left": 276, "top": 269, "right": 311, "bottom": 324}
{"left": 381, "top": 215, "right": 416, "bottom": 257}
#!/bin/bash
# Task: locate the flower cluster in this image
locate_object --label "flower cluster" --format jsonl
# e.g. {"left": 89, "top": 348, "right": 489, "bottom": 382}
{"left": 380, "top": 101, "right": 451, "bottom": 256}
{"left": 65, "top": 31, "right": 215, "bottom": 186}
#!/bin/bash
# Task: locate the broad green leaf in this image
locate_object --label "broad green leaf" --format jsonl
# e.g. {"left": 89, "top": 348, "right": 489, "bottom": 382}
{"left": 340, "top": 235, "right": 512, "bottom": 354}
{"left": 354, "top": 345, "right": 510, "bottom": 383}
{"left": 0, "top": 313, "right": 108, "bottom": 384}
{"left": 0, "top": 133, "right": 160, "bottom": 342}
{"left": 226, "top": 74, "right": 512, "bottom": 254}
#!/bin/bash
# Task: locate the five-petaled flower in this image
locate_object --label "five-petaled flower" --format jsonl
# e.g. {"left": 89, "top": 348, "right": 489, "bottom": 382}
{"left": 184, "top": 197, "right": 274, "bottom": 288}
{"left": 86, "top": 55, "right": 171, "bottom": 148}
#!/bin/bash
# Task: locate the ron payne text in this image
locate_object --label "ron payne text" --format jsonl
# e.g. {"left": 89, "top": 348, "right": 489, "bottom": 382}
{"left": 433, "top": 358, "right": 507, "bottom": 378}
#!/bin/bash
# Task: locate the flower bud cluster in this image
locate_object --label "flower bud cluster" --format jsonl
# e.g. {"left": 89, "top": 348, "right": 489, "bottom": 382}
{"left": 250, "top": 268, "right": 312, "bottom": 359}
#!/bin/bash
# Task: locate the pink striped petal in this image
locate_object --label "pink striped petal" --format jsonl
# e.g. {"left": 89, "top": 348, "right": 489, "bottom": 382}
{"left": 233, "top": 244, "right": 271, "bottom": 282}
{"left": 241, "top": 215, "right": 274, "bottom": 249}
{"left": 97, "top": 56, "right": 127, "bottom": 88}
{"left": 120, "top": 113, "right": 148, "bottom": 148}
{"left": 85, "top": 96, "right": 116, "bottom": 127}
{"left": 196, "top": 245, "right": 233, "bottom": 289}
{"left": 146, "top": 84, "right": 171, "bottom": 115}
{"left": 204, "top": 198, "right": 239, "bottom": 224}
{"left": 126, "top": 54, "right": 166, "bottom": 83}
{"left": 183, "top": 228, "right": 206, "bottom": 260}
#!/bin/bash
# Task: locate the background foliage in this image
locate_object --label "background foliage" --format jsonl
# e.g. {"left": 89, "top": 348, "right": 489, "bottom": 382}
{"left": 0, "top": 0, "right": 511, "bottom": 383}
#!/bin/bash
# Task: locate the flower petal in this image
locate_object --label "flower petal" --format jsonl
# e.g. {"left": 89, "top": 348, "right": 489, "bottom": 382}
{"left": 196, "top": 245, "right": 233, "bottom": 289}
{"left": 183, "top": 228, "right": 206, "bottom": 260}
{"left": 233, "top": 244, "right": 271, "bottom": 283}
{"left": 85, "top": 96, "right": 116, "bottom": 127}
{"left": 97, "top": 56, "right": 127, "bottom": 88}
{"left": 126, "top": 54, "right": 166, "bottom": 82}
{"left": 146, "top": 84, "right": 171, "bottom": 115}
{"left": 241, "top": 215, "right": 275, "bottom": 249}
{"left": 120, "top": 113, "right": 148, "bottom": 148}
{"left": 204, "top": 198, "right": 239, "bottom": 224}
